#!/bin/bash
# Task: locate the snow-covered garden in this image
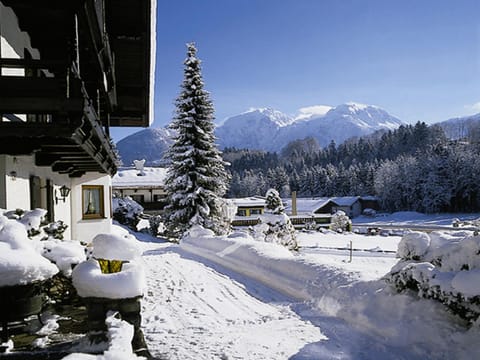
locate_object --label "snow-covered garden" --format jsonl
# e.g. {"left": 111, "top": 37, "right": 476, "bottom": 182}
{"left": 1, "top": 202, "right": 480, "bottom": 359}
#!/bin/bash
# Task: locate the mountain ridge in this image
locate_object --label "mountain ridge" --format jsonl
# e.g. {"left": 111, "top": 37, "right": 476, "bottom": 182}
{"left": 115, "top": 103, "right": 480, "bottom": 166}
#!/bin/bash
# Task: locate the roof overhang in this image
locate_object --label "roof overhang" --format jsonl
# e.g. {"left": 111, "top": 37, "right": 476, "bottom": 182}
{"left": 105, "top": 0, "right": 156, "bottom": 127}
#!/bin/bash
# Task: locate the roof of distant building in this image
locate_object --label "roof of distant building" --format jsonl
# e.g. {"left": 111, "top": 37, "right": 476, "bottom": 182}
{"left": 231, "top": 196, "right": 266, "bottom": 208}
{"left": 284, "top": 196, "right": 361, "bottom": 214}
{"left": 112, "top": 166, "right": 167, "bottom": 188}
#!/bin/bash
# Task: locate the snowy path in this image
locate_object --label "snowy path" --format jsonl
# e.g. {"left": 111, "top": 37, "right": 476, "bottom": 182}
{"left": 140, "top": 242, "right": 325, "bottom": 359}
{"left": 134, "top": 232, "right": 479, "bottom": 360}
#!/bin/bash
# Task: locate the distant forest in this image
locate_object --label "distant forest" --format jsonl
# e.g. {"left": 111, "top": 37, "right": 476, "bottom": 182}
{"left": 223, "top": 121, "right": 480, "bottom": 213}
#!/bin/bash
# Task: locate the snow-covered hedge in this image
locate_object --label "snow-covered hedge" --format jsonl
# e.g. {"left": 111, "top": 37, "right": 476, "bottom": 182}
{"left": 252, "top": 213, "right": 298, "bottom": 250}
{"left": 385, "top": 231, "right": 480, "bottom": 323}
{"left": 112, "top": 195, "right": 144, "bottom": 230}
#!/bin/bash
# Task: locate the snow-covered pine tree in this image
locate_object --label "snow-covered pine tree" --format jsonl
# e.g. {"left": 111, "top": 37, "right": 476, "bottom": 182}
{"left": 265, "top": 188, "right": 285, "bottom": 214}
{"left": 253, "top": 188, "right": 298, "bottom": 250}
{"left": 163, "top": 43, "right": 230, "bottom": 238}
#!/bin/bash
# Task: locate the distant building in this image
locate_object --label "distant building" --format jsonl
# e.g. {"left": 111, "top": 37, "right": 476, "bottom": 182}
{"left": 112, "top": 167, "right": 167, "bottom": 211}
{"left": 284, "top": 196, "right": 363, "bottom": 218}
{"left": 231, "top": 196, "right": 266, "bottom": 217}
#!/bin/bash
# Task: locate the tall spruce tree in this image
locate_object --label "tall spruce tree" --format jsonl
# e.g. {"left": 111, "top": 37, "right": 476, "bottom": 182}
{"left": 164, "top": 43, "right": 230, "bottom": 237}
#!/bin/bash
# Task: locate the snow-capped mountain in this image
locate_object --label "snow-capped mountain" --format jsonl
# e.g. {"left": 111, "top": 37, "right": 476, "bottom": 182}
{"left": 116, "top": 127, "right": 173, "bottom": 166}
{"left": 115, "top": 103, "right": 404, "bottom": 163}
{"left": 215, "top": 108, "right": 296, "bottom": 150}
{"left": 216, "top": 102, "right": 404, "bottom": 152}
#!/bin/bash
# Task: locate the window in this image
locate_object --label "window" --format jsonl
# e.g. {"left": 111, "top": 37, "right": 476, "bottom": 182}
{"left": 237, "top": 209, "right": 247, "bottom": 216}
{"left": 250, "top": 208, "right": 263, "bottom": 215}
{"left": 82, "top": 185, "right": 104, "bottom": 219}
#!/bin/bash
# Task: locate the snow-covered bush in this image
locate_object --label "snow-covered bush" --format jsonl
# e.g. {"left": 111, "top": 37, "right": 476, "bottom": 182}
{"left": 252, "top": 190, "right": 297, "bottom": 250}
{"left": 42, "top": 220, "right": 68, "bottom": 240}
{"left": 42, "top": 239, "right": 86, "bottom": 276}
{"left": 329, "top": 211, "right": 352, "bottom": 233}
{"left": 148, "top": 215, "right": 162, "bottom": 237}
{"left": 112, "top": 195, "right": 144, "bottom": 230}
{"left": 385, "top": 231, "right": 480, "bottom": 324}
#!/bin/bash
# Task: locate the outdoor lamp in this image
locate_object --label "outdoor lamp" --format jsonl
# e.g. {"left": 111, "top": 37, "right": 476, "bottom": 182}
{"left": 56, "top": 185, "right": 71, "bottom": 204}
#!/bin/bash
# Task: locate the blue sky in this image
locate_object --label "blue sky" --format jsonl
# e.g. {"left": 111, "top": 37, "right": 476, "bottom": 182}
{"left": 111, "top": 0, "right": 480, "bottom": 142}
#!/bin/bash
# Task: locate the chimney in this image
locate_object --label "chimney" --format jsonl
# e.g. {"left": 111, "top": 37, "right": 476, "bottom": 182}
{"left": 292, "top": 191, "right": 297, "bottom": 216}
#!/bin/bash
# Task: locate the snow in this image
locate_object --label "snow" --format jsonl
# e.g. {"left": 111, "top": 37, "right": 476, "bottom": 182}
{"left": 0, "top": 245, "right": 58, "bottom": 286}
{"left": 140, "top": 242, "right": 324, "bottom": 359}
{"left": 140, "top": 218, "right": 478, "bottom": 359}
{"left": 216, "top": 102, "right": 404, "bottom": 151}
{"left": 452, "top": 269, "right": 480, "bottom": 297}
{"left": 42, "top": 240, "right": 86, "bottom": 276}
{"left": 0, "top": 214, "right": 58, "bottom": 286}
{"left": 72, "top": 232, "right": 145, "bottom": 299}
{"left": 397, "top": 231, "right": 430, "bottom": 259}
{"left": 90, "top": 233, "right": 142, "bottom": 261}
{"left": 231, "top": 196, "right": 265, "bottom": 208}
{"left": 72, "top": 258, "right": 146, "bottom": 299}
{"left": 62, "top": 312, "right": 143, "bottom": 360}
{"left": 3, "top": 211, "right": 480, "bottom": 358}
{"left": 18, "top": 208, "right": 48, "bottom": 232}
{"left": 294, "top": 105, "right": 332, "bottom": 121}
{"left": 112, "top": 166, "right": 167, "bottom": 188}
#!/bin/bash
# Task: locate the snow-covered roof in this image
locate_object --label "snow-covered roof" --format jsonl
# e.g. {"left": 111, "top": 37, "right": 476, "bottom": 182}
{"left": 330, "top": 196, "right": 360, "bottom": 207}
{"left": 284, "top": 198, "right": 330, "bottom": 214}
{"left": 112, "top": 167, "right": 167, "bottom": 188}
{"left": 231, "top": 197, "right": 266, "bottom": 208}
{"left": 284, "top": 196, "right": 360, "bottom": 214}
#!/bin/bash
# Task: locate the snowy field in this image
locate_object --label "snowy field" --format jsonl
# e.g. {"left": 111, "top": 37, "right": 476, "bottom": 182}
{"left": 129, "top": 211, "right": 480, "bottom": 359}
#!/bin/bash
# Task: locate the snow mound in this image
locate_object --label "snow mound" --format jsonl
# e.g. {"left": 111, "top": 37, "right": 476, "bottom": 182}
{"left": 181, "top": 227, "right": 352, "bottom": 301}
{"left": 397, "top": 231, "right": 430, "bottom": 260}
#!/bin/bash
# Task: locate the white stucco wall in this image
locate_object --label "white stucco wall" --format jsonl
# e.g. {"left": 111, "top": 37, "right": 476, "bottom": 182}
{"left": 0, "top": 155, "right": 73, "bottom": 238}
{"left": 71, "top": 174, "right": 112, "bottom": 243}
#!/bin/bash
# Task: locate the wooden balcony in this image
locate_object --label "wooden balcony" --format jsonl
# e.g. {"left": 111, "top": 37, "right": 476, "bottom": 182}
{"left": 0, "top": 72, "right": 117, "bottom": 177}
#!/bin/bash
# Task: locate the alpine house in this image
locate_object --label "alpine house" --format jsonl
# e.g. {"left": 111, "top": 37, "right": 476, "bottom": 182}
{"left": 0, "top": 0, "right": 156, "bottom": 241}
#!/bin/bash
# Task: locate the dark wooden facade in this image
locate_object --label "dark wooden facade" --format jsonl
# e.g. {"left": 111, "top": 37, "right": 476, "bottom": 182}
{"left": 0, "top": 0, "right": 154, "bottom": 177}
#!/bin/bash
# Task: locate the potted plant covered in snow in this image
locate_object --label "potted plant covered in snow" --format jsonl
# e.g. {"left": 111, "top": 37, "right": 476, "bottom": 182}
{"left": 252, "top": 189, "right": 298, "bottom": 250}
{"left": 0, "top": 212, "right": 58, "bottom": 347}
{"left": 71, "top": 231, "right": 147, "bottom": 355}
